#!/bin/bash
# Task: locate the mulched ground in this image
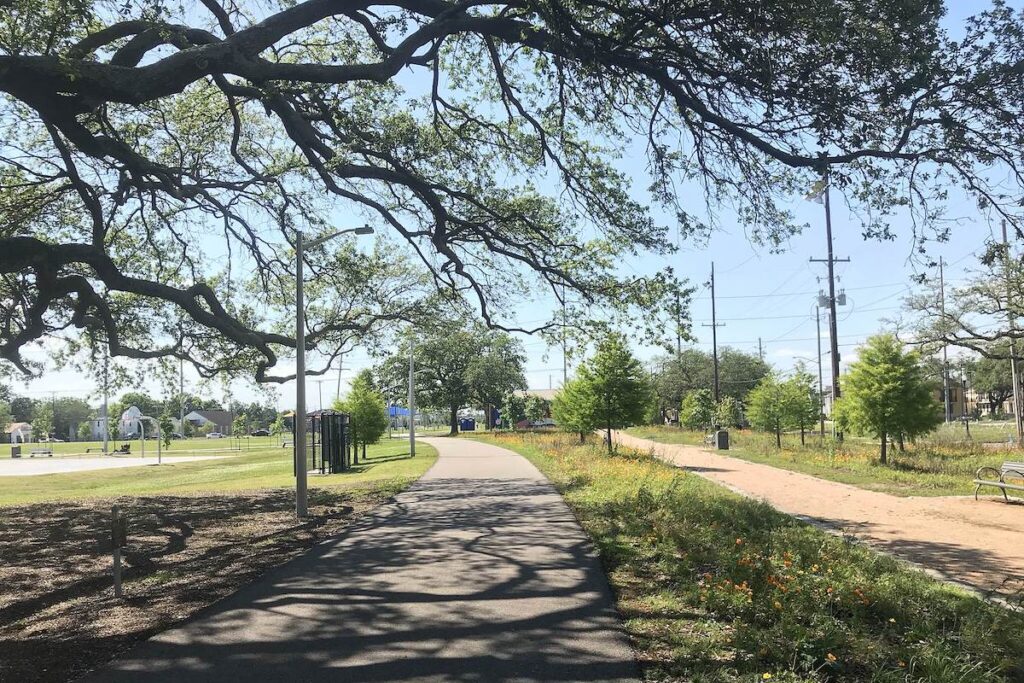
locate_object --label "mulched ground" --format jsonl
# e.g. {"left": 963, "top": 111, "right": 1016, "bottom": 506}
{"left": 0, "top": 488, "right": 391, "bottom": 682}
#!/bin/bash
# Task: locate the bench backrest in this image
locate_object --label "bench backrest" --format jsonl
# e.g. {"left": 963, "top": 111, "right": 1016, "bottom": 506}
{"left": 1001, "top": 462, "right": 1024, "bottom": 478}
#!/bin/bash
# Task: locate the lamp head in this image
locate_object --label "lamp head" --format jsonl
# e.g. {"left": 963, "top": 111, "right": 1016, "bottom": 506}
{"left": 353, "top": 226, "right": 374, "bottom": 235}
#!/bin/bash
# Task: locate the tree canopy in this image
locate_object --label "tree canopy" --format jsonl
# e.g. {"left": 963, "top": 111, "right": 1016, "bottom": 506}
{"left": 378, "top": 320, "right": 525, "bottom": 434}
{"left": 572, "top": 334, "right": 651, "bottom": 453}
{"left": 834, "top": 334, "right": 941, "bottom": 463}
{"left": 551, "top": 377, "right": 598, "bottom": 443}
{"left": 3, "top": 1, "right": 1023, "bottom": 382}
{"left": 336, "top": 368, "right": 388, "bottom": 456}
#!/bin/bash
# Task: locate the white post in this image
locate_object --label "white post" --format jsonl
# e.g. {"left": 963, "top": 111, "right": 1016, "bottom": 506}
{"left": 408, "top": 338, "right": 416, "bottom": 458}
{"left": 295, "top": 230, "right": 309, "bottom": 518}
{"left": 112, "top": 505, "right": 123, "bottom": 598}
{"left": 102, "top": 350, "right": 109, "bottom": 455}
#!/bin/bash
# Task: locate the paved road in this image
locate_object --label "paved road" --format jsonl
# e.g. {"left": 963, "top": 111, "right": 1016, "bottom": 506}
{"left": 615, "top": 430, "right": 1024, "bottom": 598}
{"left": 87, "top": 437, "right": 637, "bottom": 682}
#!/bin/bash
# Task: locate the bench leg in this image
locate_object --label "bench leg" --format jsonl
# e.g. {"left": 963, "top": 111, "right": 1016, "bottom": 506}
{"left": 975, "top": 483, "right": 981, "bottom": 501}
{"left": 1003, "top": 486, "right": 1010, "bottom": 503}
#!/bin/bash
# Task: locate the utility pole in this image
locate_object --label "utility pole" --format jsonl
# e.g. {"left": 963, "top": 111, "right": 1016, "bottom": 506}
{"left": 758, "top": 337, "right": 764, "bottom": 362}
{"left": 816, "top": 306, "right": 825, "bottom": 439}
{"left": 315, "top": 379, "right": 324, "bottom": 411}
{"left": 336, "top": 354, "right": 344, "bottom": 401}
{"left": 675, "top": 290, "right": 683, "bottom": 357}
{"left": 562, "top": 284, "right": 569, "bottom": 386}
{"left": 1001, "top": 220, "right": 1024, "bottom": 446}
{"left": 810, "top": 171, "right": 849, "bottom": 439}
{"left": 939, "top": 256, "right": 951, "bottom": 423}
{"left": 701, "top": 262, "right": 725, "bottom": 403}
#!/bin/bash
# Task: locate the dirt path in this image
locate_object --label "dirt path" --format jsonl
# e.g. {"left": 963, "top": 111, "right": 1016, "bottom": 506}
{"left": 615, "top": 431, "right": 1024, "bottom": 600}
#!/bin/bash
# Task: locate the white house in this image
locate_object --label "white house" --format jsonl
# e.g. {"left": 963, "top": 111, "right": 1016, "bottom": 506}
{"left": 120, "top": 406, "right": 143, "bottom": 437}
{"left": 5, "top": 422, "right": 33, "bottom": 444}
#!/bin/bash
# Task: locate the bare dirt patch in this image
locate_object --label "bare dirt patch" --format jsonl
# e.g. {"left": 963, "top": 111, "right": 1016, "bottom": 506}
{"left": 0, "top": 488, "right": 392, "bottom": 682}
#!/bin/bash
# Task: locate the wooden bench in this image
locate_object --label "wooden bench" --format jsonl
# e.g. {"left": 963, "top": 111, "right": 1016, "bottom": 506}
{"left": 29, "top": 448, "right": 53, "bottom": 458}
{"left": 973, "top": 462, "right": 1024, "bottom": 502}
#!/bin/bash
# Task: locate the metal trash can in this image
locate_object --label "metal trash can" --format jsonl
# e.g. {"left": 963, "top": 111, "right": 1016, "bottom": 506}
{"left": 715, "top": 430, "right": 729, "bottom": 450}
{"left": 11, "top": 445, "right": 21, "bottom": 458}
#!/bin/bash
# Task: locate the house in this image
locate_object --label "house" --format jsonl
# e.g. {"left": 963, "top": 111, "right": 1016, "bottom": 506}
{"left": 936, "top": 384, "right": 969, "bottom": 419}
{"left": 89, "top": 415, "right": 109, "bottom": 441}
{"left": 184, "top": 409, "right": 233, "bottom": 434}
{"left": 5, "top": 422, "right": 33, "bottom": 444}
{"left": 119, "top": 406, "right": 143, "bottom": 437}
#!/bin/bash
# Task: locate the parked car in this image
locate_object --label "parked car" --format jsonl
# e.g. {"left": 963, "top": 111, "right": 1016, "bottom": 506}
{"left": 171, "top": 432, "right": 184, "bottom": 439}
{"left": 250, "top": 429, "right": 270, "bottom": 437}
{"left": 206, "top": 432, "right": 224, "bottom": 439}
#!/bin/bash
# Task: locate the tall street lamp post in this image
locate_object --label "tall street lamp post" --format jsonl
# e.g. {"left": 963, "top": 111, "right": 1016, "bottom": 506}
{"left": 295, "top": 225, "right": 374, "bottom": 518}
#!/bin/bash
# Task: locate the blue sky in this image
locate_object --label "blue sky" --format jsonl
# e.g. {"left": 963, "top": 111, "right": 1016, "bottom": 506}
{"left": 11, "top": 0, "right": 1020, "bottom": 410}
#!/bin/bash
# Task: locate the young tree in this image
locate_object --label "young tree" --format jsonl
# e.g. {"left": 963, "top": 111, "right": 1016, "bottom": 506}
{"left": 270, "top": 414, "right": 289, "bottom": 437}
{"left": 747, "top": 375, "right": 792, "bottom": 449}
{"left": 525, "top": 395, "right": 549, "bottom": 424}
{"left": 338, "top": 369, "right": 389, "bottom": 460}
{"left": 835, "top": 334, "right": 941, "bottom": 464}
{"left": 159, "top": 413, "right": 175, "bottom": 449}
{"left": 714, "top": 396, "right": 742, "bottom": 430}
{"left": 231, "top": 413, "right": 248, "bottom": 438}
{"left": 788, "top": 366, "right": 821, "bottom": 445}
{"left": 576, "top": 335, "right": 651, "bottom": 454}
{"left": 0, "top": 401, "right": 10, "bottom": 432}
{"left": 500, "top": 393, "right": 526, "bottom": 430}
{"left": 77, "top": 421, "right": 91, "bottom": 442}
{"left": 32, "top": 403, "right": 53, "bottom": 441}
{"left": 680, "top": 389, "right": 715, "bottom": 431}
{"left": 551, "top": 377, "right": 599, "bottom": 444}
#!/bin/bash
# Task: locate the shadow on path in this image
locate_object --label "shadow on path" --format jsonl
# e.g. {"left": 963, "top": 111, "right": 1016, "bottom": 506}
{"left": 87, "top": 444, "right": 638, "bottom": 683}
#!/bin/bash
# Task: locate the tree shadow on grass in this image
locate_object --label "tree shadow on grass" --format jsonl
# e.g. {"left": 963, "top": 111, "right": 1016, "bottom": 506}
{"left": 0, "top": 488, "right": 374, "bottom": 683}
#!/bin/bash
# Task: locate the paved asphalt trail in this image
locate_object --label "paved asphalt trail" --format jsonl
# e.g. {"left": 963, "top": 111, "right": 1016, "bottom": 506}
{"left": 87, "top": 437, "right": 638, "bottom": 683}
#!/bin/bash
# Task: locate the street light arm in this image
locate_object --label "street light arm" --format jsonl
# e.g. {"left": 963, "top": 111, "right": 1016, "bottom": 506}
{"left": 305, "top": 225, "right": 374, "bottom": 249}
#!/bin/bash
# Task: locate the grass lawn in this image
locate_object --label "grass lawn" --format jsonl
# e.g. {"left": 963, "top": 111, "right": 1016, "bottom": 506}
{"left": 8, "top": 435, "right": 280, "bottom": 457}
{"left": 625, "top": 425, "right": 1015, "bottom": 497}
{"left": 0, "top": 437, "right": 434, "bottom": 506}
{"left": 0, "top": 437, "right": 436, "bottom": 682}
{"left": 479, "top": 431, "right": 1024, "bottom": 683}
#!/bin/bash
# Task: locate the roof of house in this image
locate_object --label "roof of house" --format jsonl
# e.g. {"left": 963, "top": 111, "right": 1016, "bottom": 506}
{"left": 5, "top": 422, "right": 31, "bottom": 433}
{"left": 188, "top": 409, "right": 233, "bottom": 426}
{"left": 518, "top": 388, "right": 560, "bottom": 401}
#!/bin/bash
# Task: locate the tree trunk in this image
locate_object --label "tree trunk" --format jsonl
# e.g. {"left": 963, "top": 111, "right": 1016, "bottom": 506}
{"left": 775, "top": 420, "right": 781, "bottom": 449}
{"left": 449, "top": 404, "right": 458, "bottom": 436}
{"left": 897, "top": 433, "right": 905, "bottom": 453}
{"left": 362, "top": 442, "right": 366, "bottom": 459}
{"left": 606, "top": 419, "right": 613, "bottom": 455}
{"left": 800, "top": 422, "right": 805, "bottom": 446}
{"left": 880, "top": 430, "right": 888, "bottom": 464}
{"left": 579, "top": 431, "right": 586, "bottom": 444}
